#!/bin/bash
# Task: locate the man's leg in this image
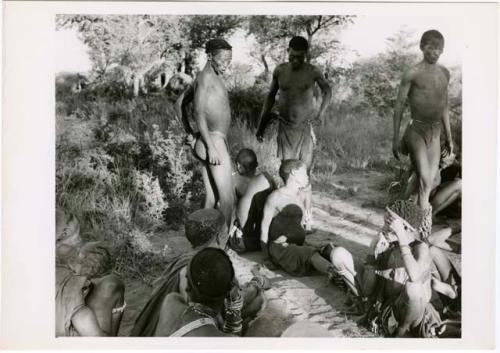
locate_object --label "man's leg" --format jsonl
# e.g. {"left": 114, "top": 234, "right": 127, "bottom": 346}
{"left": 201, "top": 164, "right": 216, "bottom": 209}
{"left": 431, "top": 180, "right": 461, "bottom": 216}
{"left": 405, "top": 129, "right": 433, "bottom": 210}
{"left": 395, "top": 281, "right": 426, "bottom": 337}
{"left": 208, "top": 137, "right": 235, "bottom": 228}
{"left": 86, "top": 274, "right": 125, "bottom": 336}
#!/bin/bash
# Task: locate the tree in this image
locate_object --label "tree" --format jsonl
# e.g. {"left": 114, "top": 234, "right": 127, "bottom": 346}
{"left": 247, "top": 15, "right": 355, "bottom": 75}
{"left": 57, "top": 15, "right": 244, "bottom": 96}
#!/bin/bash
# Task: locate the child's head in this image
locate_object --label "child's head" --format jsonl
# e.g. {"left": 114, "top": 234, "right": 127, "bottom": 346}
{"left": 185, "top": 209, "right": 227, "bottom": 249}
{"left": 236, "top": 148, "right": 258, "bottom": 175}
{"left": 70, "top": 241, "right": 114, "bottom": 278}
{"left": 420, "top": 30, "right": 445, "bottom": 64}
{"left": 279, "top": 159, "right": 309, "bottom": 187}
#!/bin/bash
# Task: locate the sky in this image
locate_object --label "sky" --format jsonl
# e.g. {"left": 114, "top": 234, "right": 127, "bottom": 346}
{"left": 56, "top": 15, "right": 463, "bottom": 74}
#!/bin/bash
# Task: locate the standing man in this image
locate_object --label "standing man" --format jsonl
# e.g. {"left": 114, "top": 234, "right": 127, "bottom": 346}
{"left": 180, "top": 38, "right": 235, "bottom": 228}
{"left": 392, "top": 30, "right": 453, "bottom": 224}
{"left": 256, "top": 36, "right": 332, "bottom": 232}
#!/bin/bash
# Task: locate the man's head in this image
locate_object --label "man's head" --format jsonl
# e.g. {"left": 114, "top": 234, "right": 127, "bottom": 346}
{"left": 420, "top": 30, "right": 444, "bottom": 64}
{"left": 185, "top": 209, "right": 227, "bottom": 249}
{"left": 69, "top": 241, "right": 113, "bottom": 278}
{"left": 205, "top": 38, "right": 232, "bottom": 74}
{"left": 186, "top": 247, "right": 235, "bottom": 307}
{"left": 279, "top": 159, "right": 309, "bottom": 188}
{"left": 288, "top": 36, "right": 309, "bottom": 70}
{"left": 236, "top": 148, "right": 258, "bottom": 175}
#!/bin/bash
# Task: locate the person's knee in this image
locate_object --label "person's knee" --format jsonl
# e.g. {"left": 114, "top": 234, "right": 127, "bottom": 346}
{"left": 419, "top": 173, "right": 433, "bottom": 194}
{"left": 330, "top": 247, "right": 355, "bottom": 275}
{"left": 96, "top": 274, "right": 125, "bottom": 300}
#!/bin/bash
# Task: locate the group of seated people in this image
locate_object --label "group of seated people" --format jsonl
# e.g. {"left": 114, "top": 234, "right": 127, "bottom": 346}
{"left": 55, "top": 148, "right": 461, "bottom": 338}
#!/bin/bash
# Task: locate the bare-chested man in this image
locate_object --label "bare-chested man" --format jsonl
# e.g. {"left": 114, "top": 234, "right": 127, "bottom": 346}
{"left": 180, "top": 38, "right": 235, "bottom": 227}
{"left": 228, "top": 149, "right": 276, "bottom": 252}
{"left": 259, "top": 159, "right": 343, "bottom": 282}
{"left": 256, "top": 36, "right": 332, "bottom": 232}
{"left": 393, "top": 30, "right": 453, "bottom": 220}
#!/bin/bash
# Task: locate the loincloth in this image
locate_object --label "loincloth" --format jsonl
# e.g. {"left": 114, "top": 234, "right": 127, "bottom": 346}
{"left": 277, "top": 119, "right": 315, "bottom": 165}
{"left": 402, "top": 120, "right": 441, "bottom": 155}
{"left": 193, "top": 130, "right": 229, "bottom": 162}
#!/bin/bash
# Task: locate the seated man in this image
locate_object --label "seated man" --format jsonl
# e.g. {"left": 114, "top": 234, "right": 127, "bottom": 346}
{"left": 131, "top": 209, "right": 268, "bottom": 336}
{"left": 155, "top": 247, "right": 242, "bottom": 336}
{"left": 56, "top": 241, "right": 125, "bottom": 336}
{"left": 229, "top": 148, "right": 276, "bottom": 252}
{"left": 259, "top": 159, "right": 345, "bottom": 283}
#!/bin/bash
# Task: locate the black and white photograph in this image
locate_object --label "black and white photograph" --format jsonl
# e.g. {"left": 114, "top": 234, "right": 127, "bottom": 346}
{"left": 1, "top": 1, "right": 497, "bottom": 350}
{"left": 55, "top": 13, "right": 463, "bottom": 339}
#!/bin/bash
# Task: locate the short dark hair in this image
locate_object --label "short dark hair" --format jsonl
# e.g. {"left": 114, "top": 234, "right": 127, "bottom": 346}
{"left": 420, "top": 30, "right": 444, "bottom": 49}
{"left": 236, "top": 148, "right": 258, "bottom": 172}
{"left": 75, "top": 242, "right": 114, "bottom": 278}
{"left": 187, "top": 247, "right": 234, "bottom": 305}
{"left": 289, "top": 36, "right": 309, "bottom": 52}
{"left": 205, "top": 38, "right": 232, "bottom": 54}
{"left": 185, "top": 209, "right": 226, "bottom": 247}
{"left": 279, "top": 159, "right": 305, "bottom": 183}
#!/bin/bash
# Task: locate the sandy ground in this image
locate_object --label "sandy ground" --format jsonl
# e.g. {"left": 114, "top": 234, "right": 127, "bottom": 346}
{"left": 118, "top": 170, "right": 461, "bottom": 337}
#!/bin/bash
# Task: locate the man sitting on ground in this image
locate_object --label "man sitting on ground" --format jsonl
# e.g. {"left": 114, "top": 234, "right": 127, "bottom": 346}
{"left": 155, "top": 247, "right": 243, "bottom": 337}
{"left": 131, "top": 209, "right": 268, "bottom": 336}
{"left": 228, "top": 148, "right": 276, "bottom": 252}
{"left": 259, "top": 159, "right": 352, "bottom": 288}
{"left": 56, "top": 240, "right": 125, "bottom": 336}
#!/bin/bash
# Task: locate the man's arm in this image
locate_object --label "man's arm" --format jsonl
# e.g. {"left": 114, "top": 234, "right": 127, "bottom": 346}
{"left": 193, "top": 76, "right": 219, "bottom": 165}
{"left": 441, "top": 68, "right": 453, "bottom": 155}
{"left": 313, "top": 66, "right": 332, "bottom": 125}
{"left": 179, "top": 83, "right": 195, "bottom": 136}
{"left": 392, "top": 69, "right": 414, "bottom": 161}
{"left": 260, "top": 194, "right": 277, "bottom": 258}
{"left": 71, "top": 306, "right": 107, "bottom": 336}
{"left": 256, "top": 67, "right": 280, "bottom": 140}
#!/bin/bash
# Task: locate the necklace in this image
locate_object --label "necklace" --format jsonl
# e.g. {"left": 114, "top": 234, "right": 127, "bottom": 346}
{"left": 187, "top": 302, "right": 219, "bottom": 321}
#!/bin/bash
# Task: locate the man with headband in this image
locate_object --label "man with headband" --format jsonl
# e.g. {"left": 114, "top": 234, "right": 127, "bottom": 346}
{"left": 179, "top": 38, "right": 235, "bottom": 229}
{"left": 131, "top": 209, "right": 268, "bottom": 336}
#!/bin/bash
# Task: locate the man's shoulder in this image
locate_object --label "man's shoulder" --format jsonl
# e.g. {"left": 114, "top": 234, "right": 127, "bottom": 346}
{"left": 274, "top": 62, "right": 289, "bottom": 74}
{"left": 438, "top": 65, "right": 450, "bottom": 80}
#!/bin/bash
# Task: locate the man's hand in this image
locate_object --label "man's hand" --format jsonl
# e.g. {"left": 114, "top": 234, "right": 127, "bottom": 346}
{"left": 392, "top": 138, "right": 401, "bottom": 161}
{"left": 207, "top": 147, "right": 221, "bottom": 165}
{"left": 444, "top": 138, "right": 454, "bottom": 157}
{"left": 274, "top": 235, "right": 288, "bottom": 246}
{"left": 256, "top": 131, "right": 264, "bottom": 143}
{"left": 386, "top": 207, "right": 415, "bottom": 246}
{"left": 185, "top": 134, "right": 196, "bottom": 149}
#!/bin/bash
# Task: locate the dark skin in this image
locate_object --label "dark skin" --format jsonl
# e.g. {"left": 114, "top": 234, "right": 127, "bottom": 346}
{"left": 180, "top": 49, "right": 235, "bottom": 227}
{"left": 393, "top": 37, "right": 453, "bottom": 210}
{"left": 257, "top": 48, "right": 332, "bottom": 141}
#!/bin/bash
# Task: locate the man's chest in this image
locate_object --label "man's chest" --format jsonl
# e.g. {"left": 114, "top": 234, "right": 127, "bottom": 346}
{"left": 278, "top": 71, "right": 315, "bottom": 92}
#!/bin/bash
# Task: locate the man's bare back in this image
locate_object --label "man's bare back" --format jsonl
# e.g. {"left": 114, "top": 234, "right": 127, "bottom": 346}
{"left": 233, "top": 172, "right": 274, "bottom": 227}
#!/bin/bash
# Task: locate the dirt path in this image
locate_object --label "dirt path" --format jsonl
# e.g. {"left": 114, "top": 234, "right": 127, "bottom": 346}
{"left": 118, "top": 170, "right": 461, "bottom": 337}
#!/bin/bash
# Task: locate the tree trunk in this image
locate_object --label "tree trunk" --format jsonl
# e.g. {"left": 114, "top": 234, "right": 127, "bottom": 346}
{"left": 133, "top": 76, "right": 140, "bottom": 97}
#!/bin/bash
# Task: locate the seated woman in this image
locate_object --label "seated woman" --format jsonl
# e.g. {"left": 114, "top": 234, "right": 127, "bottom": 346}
{"left": 56, "top": 241, "right": 125, "bottom": 336}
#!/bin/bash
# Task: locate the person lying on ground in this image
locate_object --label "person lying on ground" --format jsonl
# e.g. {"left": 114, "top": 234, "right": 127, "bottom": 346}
{"left": 56, "top": 241, "right": 125, "bottom": 336}
{"left": 179, "top": 38, "right": 235, "bottom": 228}
{"left": 155, "top": 248, "right": 245, "bottom": 336}
{"left": 228, "top": 148, "right": 276, "bottom": 252}
{"left": 259, "top": 159, "right": 355, "bottom": 291}
{"left": 130, "top": 209, "right": 269, "bottom": 337}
